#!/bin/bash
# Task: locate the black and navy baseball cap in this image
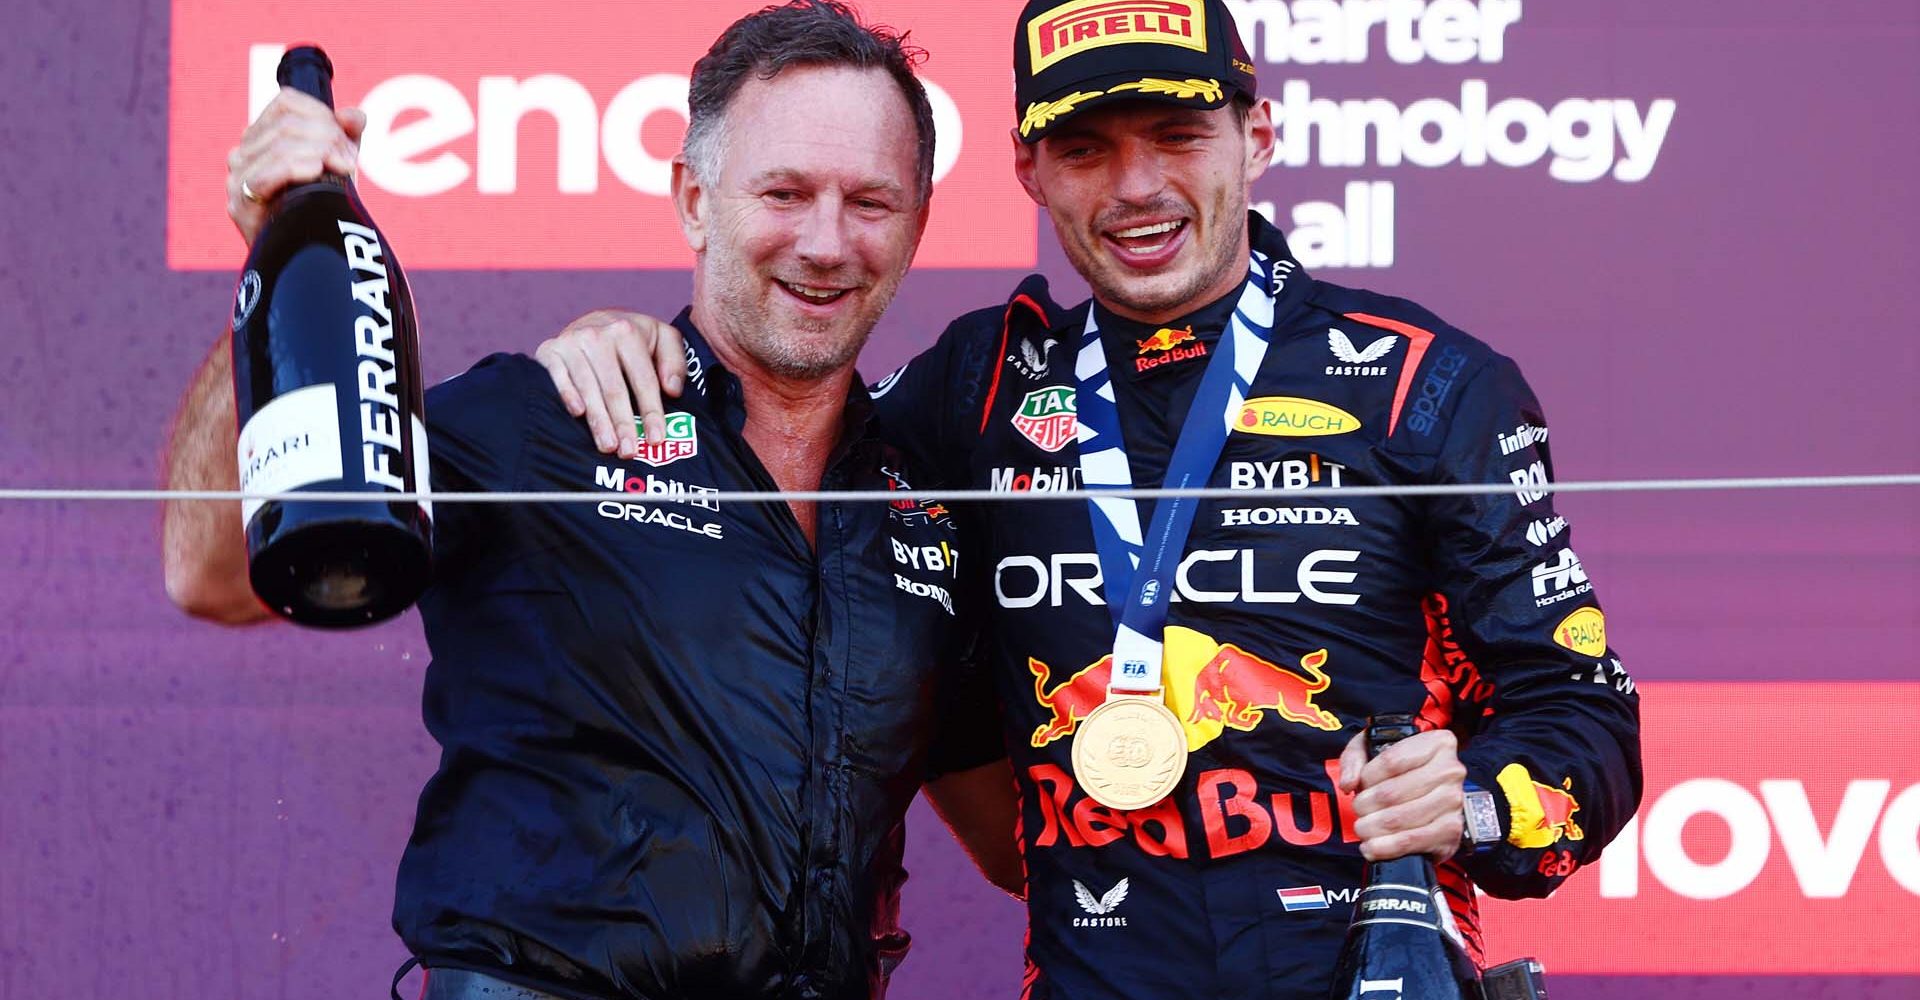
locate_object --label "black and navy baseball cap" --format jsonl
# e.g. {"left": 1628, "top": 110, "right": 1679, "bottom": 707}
{"left": 1014, "top": 0, "right": 1258, "bottom": 142}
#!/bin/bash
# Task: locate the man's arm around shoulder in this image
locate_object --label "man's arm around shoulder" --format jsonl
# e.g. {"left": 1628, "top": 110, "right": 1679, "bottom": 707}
{"left": 924, "top": 759, "right": 1025, "bottom": 899}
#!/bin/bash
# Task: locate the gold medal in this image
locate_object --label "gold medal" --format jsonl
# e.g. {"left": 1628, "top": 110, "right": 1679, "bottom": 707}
{"left": 1071, "top": 693, "right": 1188, "bottom": 811}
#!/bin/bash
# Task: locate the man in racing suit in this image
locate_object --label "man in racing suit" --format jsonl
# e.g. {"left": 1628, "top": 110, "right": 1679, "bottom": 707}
{"left": 870, "top": 215, "right": 1637, "bottom": 995}
{"left": 533, "top": 1, "right": 1640, "bottom": 996}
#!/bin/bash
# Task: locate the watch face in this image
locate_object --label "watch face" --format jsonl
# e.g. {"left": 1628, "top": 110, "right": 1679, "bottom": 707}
{"left": 1464, "top": 790, "right": 1503, "bottom": 848}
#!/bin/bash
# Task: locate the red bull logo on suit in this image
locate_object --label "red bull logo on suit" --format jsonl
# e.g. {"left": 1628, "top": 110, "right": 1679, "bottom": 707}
{"left": 1028, "top": 625, "right": 1340, "bottom": 752}
{"left": 1498, "top": 761, "right": 1585, "bottom": 849}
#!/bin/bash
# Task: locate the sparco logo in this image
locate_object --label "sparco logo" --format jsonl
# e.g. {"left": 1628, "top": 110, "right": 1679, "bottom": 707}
{"left": 1405, "top": 345, "right": 1468, "bottom": 436}
{"left": 166, "top": 9, "right": 1030, "bottom": 270}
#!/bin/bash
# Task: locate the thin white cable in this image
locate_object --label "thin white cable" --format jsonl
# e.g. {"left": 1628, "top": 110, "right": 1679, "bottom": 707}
{"left": 0, "top": 473, "right": 1915, "bottom": 504}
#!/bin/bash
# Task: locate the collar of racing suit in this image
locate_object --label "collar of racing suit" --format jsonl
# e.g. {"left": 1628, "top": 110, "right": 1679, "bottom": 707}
{"left": 1076, "top": 211, "right": 1314, "bottom": 375}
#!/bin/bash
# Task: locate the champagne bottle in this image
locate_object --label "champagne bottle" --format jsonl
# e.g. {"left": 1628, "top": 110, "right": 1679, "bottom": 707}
{"left": 230, "top": 44, "right": 431, "bottom": 628}
{"left": 1326, "top": 714, "right": 1484, "bottom": 1000}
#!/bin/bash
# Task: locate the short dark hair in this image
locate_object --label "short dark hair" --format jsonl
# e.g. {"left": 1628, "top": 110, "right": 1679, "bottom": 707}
{"left": 1229, "top": 94, "right": 1254, "bottom": 130}
{"left": 683, "top": 0, "right": 936, "bottom": 200}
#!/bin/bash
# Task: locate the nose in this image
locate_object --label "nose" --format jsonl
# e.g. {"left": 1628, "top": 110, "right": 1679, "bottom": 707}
{"left": 793, "top": 196, "right": 849, "bottom": 271}
{"left": 1107, "top": 139, "right": 1166, "bottom": 205}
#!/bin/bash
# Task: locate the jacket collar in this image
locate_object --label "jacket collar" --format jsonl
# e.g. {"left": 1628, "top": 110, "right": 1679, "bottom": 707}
{"left": 668, "top": 308, "right": 877, "bottom": 441}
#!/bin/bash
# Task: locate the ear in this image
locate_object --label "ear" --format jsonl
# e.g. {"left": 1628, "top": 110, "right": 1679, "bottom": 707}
{"left": 1243, "top": 99, "right": 1276, "bottom": 185}
{"left": 1011, "top": 129, "right": 1047, "bottom": 207}
{"left": 671, "top": 155, "right": 708, "bottom": 254}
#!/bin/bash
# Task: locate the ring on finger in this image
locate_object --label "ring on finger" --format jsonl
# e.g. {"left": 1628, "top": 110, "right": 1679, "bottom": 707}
{"left": 241, "top": 179, "right": 263, "bottom": 204}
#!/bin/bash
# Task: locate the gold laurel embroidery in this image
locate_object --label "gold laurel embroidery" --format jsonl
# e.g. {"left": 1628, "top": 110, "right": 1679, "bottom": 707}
{"left": 1106, "top": 77, "right": 1224, "bottom": 102}
{"left": 1021, "top": 89, "right": 1107, "bottom": 137}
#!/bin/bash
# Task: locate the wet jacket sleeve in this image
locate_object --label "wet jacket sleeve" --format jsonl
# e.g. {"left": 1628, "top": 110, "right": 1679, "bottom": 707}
{"left": 923, "top": 620, "right": 1007, "bottom": 781}
{"left": 422, "top": 352, "right": 532, "bottom": 566}
{"left": 1421, "top": 355, "right": 1642, "bottom": 899}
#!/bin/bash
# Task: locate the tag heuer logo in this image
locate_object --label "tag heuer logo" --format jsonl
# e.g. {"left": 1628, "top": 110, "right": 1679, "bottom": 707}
{"left": 1012, "top": 386, "right": 1078, "bottom": 452}
{"left": 634, "top": 411, "right": 698, "bottom": 467}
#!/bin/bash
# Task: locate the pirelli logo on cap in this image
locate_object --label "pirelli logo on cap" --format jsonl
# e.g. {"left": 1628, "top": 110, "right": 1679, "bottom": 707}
{"left": 1028, "top": 0, "right": 1208, "bottom": 75}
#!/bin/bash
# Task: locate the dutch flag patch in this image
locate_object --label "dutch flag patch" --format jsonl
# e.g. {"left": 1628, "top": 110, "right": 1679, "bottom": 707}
{"left": 1276, "top": 885, "right": 1330, "bottom": 912}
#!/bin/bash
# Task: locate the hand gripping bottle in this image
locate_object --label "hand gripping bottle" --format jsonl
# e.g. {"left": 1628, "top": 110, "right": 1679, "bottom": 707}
{"left": 1326, "top": 714, "right": 1484, "bottom": 1000}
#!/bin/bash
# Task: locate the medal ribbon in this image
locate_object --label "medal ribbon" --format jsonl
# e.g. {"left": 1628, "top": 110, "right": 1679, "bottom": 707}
{"left": 1074, "top": 251, "right": 1279, "bottom": 695}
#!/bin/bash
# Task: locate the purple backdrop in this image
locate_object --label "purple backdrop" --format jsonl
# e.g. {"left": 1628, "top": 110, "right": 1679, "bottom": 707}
{"left": 2, "top": 1, "right": 1916, "bottom": 998}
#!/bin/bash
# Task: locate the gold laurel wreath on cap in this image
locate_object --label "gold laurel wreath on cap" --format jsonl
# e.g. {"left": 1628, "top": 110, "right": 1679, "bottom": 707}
{"left": 1106, "top": 77, "right": 1224, "bottom": 101}
{"left": 1020, "top": 90, "right": 1106, "bottom": 138}
{"left": 1020, "top": 79, "right": 1227, "bottom": 138}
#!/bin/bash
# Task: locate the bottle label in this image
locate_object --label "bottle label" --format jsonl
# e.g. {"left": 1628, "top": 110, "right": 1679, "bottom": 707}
{"left": 1349, "top": 880, "right": 1444, "bottom": 932}
{"left": 237, "top": 383, "right": 346, "bottom": 524}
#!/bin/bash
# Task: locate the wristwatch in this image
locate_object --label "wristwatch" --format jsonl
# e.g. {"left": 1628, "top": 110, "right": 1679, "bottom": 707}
{"left": 1460, "top": 780, "right": 1502, "bottom": 855}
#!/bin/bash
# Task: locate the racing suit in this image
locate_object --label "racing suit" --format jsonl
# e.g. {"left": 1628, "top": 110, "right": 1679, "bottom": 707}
{"left": 871, "top": 214, "right": 1641, "bottom": 999}
{"left": 394, "top": 312, "right": 995, "bottom": 1000}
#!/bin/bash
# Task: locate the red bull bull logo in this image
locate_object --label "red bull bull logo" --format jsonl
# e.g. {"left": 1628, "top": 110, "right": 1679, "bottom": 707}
{"left": 1497, "top": 761, "right": 1586, "bottom": 849}
{"left": 1135, "top": 325, "right": 1208, "bottom": 373}
{"left": 1136, "top": 325, "right": 1196, "bottom": 354}
{"left": 1029, "top": 654, "right": 1114, "bottom": 747}
{"left": 1187, "top": 645, "right": 1341, "bottom": 735}
{"left": 1029, "top": 626, "right": 1341, "bottom": 752}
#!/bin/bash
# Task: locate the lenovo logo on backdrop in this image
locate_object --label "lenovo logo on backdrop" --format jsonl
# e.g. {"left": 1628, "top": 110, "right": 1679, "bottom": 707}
{"left": 1478, "top": 682, "right": 1920, "bottom": 976}
{"left": 167, "top": 1, "right": 1032, "bottom": 269}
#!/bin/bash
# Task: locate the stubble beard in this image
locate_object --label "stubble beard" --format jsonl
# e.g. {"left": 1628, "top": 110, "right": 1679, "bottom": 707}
{"left": 702, "top": 246, "right": 898, "bottom": 383}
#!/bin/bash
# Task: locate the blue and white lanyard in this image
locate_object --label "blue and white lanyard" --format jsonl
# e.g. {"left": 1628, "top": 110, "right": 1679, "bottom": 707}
{"left": 1074, "top": 251, "right": 1279, "bottom": 694}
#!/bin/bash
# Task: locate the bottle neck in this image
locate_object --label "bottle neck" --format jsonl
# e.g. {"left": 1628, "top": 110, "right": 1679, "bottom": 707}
{"left": 1366, "top": 854, "right": 1438, "bottom": 890}
{"left": 266, "top": 175, "right": 354, "bottom": 213}
{"left": 277, "top": 47, "right": 336, "bottom": 108}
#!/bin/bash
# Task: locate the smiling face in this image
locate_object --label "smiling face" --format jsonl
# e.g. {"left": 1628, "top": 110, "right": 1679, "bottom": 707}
{"left": 677, "top": 64, "right": 929, "bottom": 382}
{"left": 1015, "top": 99, "right": 1275, "bottom": 325}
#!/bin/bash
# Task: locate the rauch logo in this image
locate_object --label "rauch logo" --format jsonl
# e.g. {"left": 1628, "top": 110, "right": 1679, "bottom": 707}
{"left": 167, "top": 1, "right": 1033, "bottom": 270}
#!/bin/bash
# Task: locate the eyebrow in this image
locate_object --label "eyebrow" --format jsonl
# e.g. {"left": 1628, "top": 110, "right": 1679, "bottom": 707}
{"left": 1045, "top": 108, "right": 1220, "bottom": 146}
{"left": 743, "top": 167, "right": 909, "bottom": 197}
